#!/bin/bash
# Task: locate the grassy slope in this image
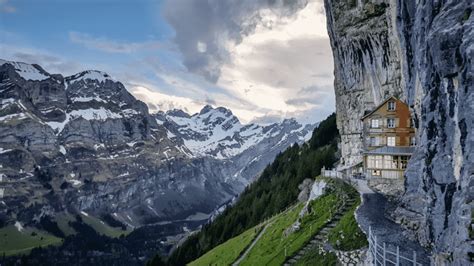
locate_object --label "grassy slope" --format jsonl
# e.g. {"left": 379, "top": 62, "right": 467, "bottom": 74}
{"left": 296, "top": 181, "right": 367, "bottom": 265}
{"left": 241, "top": 183, "right": 343, "bottom": 266}
{"left": 327, "top": 196, "right": 368, "bottom": 251}
{"left": 189, "top": 225, "right": 262, "bottom": 266}
{"left": 0, "top": 225, "right": 62, "bottom": 256}
{"left": 80, "top": 213, "right": 131, "bottom": 238}
{"left": 0, "top": 212, "right": 131, "bottom": 257}
{"left": 193, "top": 177, "right": 368, "bottom": 266}
{"left": 55, "top": 213, "right": 77, "bottom": 236}
{"left": 55, "top": 212, "right": 130, "bottom": 238}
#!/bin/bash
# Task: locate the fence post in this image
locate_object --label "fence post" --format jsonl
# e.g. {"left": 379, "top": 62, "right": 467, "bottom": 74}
{"left": 413, "top": 251, "right": 417, "bottom": 266}
{"left": 396, "top": 246, "right": 399, "bottom": 266}
{"left": 374, "top": 234, "right": 378, "bottom": 265}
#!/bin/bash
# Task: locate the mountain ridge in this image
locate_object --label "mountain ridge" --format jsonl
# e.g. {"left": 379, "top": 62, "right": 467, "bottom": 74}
{"left": 0, "top": 58, "right": 316, "bottom": 238}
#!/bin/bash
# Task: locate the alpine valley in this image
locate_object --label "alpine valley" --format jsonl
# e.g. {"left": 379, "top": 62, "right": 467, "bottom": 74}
{"left": 0, "top": 59, "right": 315, "bottom": 261}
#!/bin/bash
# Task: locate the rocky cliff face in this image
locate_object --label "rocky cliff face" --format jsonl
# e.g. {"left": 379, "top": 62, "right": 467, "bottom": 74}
{"left": 324, "top": 0, "right": 472, "bottom": 264}
{"left": 324, "top": 0, "right": 404, "bottom": 167}
{"left": 0, "top": 59, "right": 315, "bottom": 230}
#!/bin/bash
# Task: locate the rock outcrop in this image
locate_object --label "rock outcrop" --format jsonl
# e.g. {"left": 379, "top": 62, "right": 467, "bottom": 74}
{"left": 324, "top": 0, "right": 473, "bottom": 263}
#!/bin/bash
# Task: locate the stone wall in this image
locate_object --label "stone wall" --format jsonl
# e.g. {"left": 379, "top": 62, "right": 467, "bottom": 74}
{"left": 334, "top": 248, "right": 367, "bottom": 266}
{"left": 367, "top": 178, "right": 404, "bottom": 196}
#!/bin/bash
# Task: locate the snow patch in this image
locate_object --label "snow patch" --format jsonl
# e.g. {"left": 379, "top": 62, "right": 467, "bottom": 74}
{"left": 0, "top": 147, "right": 12, "bottom": 154}
{"left": 67, "top": 70, "right": 115, "bottom": 84}
{"left": 0, "top": 60, "right": 49, "bottom": 81}
{"left": 0, "top": 113, "right": 28, "bottom": 122}
{"left": 14, "top": 221, "right": 24, "bottom": 232}
{"left": 69, "top": 179, "right": 82, "bottom": 186}
{"left": 71, "top": 96, "right": 107, "bottom": 103}
{"left": 59, "top": 145, "right": 66, "bottom": 155}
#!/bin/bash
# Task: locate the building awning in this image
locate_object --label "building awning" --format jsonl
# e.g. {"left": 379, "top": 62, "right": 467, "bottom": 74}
{"left": 364, "top": 146, "right": 415, "bottom": 156}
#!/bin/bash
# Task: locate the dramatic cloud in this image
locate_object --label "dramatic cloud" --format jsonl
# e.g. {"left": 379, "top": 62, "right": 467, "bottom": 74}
{"left": 162, "top": 0, "right": 335, "bottom": 124}
{"left": 1, "top": 0, "right": 335, "bottom": 125}
{"left": 69, "top": 31, "right": 162, "bottom": 53}
{"left": 216, "top": 0, "right": 334, "bottom": 123}
{"left": 163, "top": 0, "right": 309, "bottom": 82}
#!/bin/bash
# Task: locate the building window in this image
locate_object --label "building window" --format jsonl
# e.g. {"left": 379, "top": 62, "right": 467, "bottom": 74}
{"left": 370, "top": 136, "right": 381, "bottom": 146}
{"left": 410, "top": 136, "right": 416, "bottom": 146}
{"left": 367, "top": 156, "right": 374, "bottom": 168}
{"left": 400, "top": 156, "right": 409, "bottom": 169}
{"left": 388, "top": 101, "right": 396, "bottom": 111}
{"left": 387, "top": 118, "right": 395, "bottom": 128}
{"left": 387, "top": 136, "right": 396, "bottom": 146}
{"left": 384, "top": 155, "right": 398, "bottom": 169}
{"left": 372, "top": 170, "right": 381, "bottom": 176}
{"left": 367, "top": 155, "right": 382, "bottom": 168}
{"left": 371, "top": 119, "right": 380, "bottom": 128}
{"left": 374, "top": 155, "right": 383, "bottom": 168}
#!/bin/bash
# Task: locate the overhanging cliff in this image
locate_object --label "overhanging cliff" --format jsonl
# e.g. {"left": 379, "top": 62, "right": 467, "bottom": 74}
{"left": 324, "top": 0, "right": 472, "bottom": 264}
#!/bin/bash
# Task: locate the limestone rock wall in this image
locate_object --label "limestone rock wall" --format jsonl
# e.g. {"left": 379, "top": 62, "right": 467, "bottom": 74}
{"left": 324, "top": 0, "right": 404, "bottom": 167}
{"left": 324, "top": 0, "right": 473, "bottom": 263}
{"left": 394, "top": 0, "right": 473, "bottom": 263}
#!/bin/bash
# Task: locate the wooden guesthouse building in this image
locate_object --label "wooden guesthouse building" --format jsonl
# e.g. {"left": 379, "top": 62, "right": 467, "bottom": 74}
{"left": 361, "top": 97, "right": 416, "bottom": 179}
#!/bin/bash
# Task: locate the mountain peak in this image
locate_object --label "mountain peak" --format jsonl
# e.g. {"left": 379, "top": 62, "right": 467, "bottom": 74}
{"left": 166, "top": 109, "right": 191, "bottom": 118}
{"left": 199, "top": 105, "right": 214, "bottom": 115}
{"left": 282, "top": 118, "right": 298, "bottom": 124}
{"left": 198, "top": 105, "right": 234, "bottom": 117}
{"left": 66, "top": 70, "right": 115, "bottom": 84}
{"left": 0, "top": 59, "right": 51, "bottom": 81}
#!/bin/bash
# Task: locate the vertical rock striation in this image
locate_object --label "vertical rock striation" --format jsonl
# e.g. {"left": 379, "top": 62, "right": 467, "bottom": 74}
{"left": 324, "top": 0, "right": 473, "bottom": 263}
{"left": 324, "top": 0, "right": 404, "bottom": 167}
{"left": 394, "top": 1, "right": 473, "bottom": 263}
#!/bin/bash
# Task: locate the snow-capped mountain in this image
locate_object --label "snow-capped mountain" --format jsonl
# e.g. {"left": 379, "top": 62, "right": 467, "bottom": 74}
{"left": 157, "top": 106, "right": 314, "bottom": 159}
{"left": 155, "top": 106, "right": 315, "bottom": 186}
{"left": 0, "top": 59, "right": 316, "bottom": 231}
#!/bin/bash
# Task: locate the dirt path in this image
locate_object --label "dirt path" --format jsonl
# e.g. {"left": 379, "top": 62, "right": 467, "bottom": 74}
{"left": 356, "top": 191, "right": 431, "bottom": 265}
{"left": 232, "top": 222, "right": 271, "bottom": 266}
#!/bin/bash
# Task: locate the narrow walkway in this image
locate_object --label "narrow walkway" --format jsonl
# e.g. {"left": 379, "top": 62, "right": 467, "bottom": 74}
{"left": 354, "top": 179, "right": 431, "bottom": 265}
{"left": 232, "top": 222, "right": 271, "bottom": 266}
{"left": 283, "top": 198, "right": 356, "bottom": 266}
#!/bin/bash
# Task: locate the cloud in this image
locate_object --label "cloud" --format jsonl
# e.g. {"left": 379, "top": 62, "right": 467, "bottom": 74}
{"left": 215, "top": 0, "right": 335, "bottom": 123}
{"left": 1, "top": 0, "right": 335, "bottom": 125}
{"left": 0, "top": 44, "right": 83, "bottom": 75}
{"left": 69, "top": 31, "right": 162, "bottom": 53}
{"left": 285, "top": 85, "right": 332, "bottom": 107}
{"left": 163, "top": 0, "right": 309, "bottom": 82}
{"left": 161, "top": 0, "right": 335, "bottom": 124}
{"left": 0, "top": 0, "right": 16, "bottom": 13}
{"left": 130, "top": 85, "right": 205, "bottom": 114}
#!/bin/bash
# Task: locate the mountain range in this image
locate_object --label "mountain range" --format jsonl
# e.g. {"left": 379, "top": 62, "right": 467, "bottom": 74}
{"left": 0, "top": 59, "right": 315, "bottom": 233}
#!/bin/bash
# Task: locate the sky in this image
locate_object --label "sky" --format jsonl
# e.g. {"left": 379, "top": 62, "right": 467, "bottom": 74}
{"left": 0, "top": 0, "right": 335, "bottom": 124}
